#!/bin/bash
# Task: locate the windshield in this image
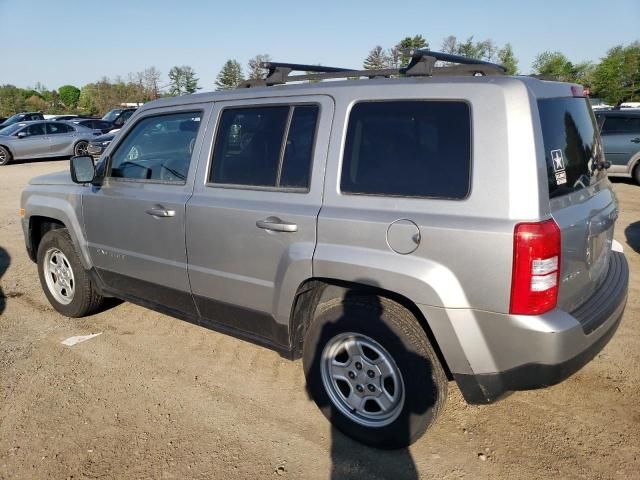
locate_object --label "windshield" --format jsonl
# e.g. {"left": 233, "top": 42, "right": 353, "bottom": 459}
{"left": 0, "top": 123, "right": 25, "bottom": 136}
{"left": 538, "top": 97, "right": 605, "bottom": 199}
{"left": 102, "top": 109, "right": 122, "bottom": 122}
{"left": 2, "top": 114, "right": 24, "bottom": 125}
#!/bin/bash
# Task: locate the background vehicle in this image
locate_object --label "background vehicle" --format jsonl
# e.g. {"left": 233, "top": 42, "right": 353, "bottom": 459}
{"left": 87, "top": 132, "right": 116, "bottom": 160}
{"left": 0, "top": 112, "right": 45, "bottom": 128}
{"left": 102, "top": 108, "right": 136, "bottom": 131}
{"left": 20, "top": 51, "right": 628, "bottom": 449}
{"left": 65, "top": 118, "right": 113, "bottom": 134}
{"left": 596, "top": 110, "right": 640, "bottom": 184}
{"left": 0, "top": 120, "right": 101, "bottom": 165}
{"left": 47, "top": 115, "right": 96, "bottom": 121}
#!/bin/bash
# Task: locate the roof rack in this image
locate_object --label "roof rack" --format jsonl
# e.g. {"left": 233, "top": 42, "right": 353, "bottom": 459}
{"left": 238, "top": 50, "right": 507, "bottom": 88}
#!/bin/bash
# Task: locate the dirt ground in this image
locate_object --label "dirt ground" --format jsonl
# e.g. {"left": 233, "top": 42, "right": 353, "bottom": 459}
{"left": 0, "top": 159, "right": 638, "bottom": 480}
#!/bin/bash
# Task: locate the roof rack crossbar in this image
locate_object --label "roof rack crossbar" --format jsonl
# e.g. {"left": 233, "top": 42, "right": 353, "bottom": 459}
{"left": 237, "top": 50, "right": 507, "bottom": 88}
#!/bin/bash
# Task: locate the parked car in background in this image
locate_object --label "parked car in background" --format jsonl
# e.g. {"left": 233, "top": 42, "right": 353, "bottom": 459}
{"left": 0, "top": 112, "right": 45, "bottom": 129}
{"left": 0, "top": 117, "right": 6, "bottom": 124}
{"left": 0, "top": 120, "right": 101, "bottom": 165}
{"left": 47, "top": 115, "right": 96, "bottom": 121}
{"left": 87, "top": 132, "right": 117, "bottom": 159}
{"left": 596, "top": 110, "right": 640, "bottom": 184}
{"left": 65, "top": 118, "right": 113, "bottom": 134}
{"left": 102, "top": 108, "right": 137, "bottom": 131}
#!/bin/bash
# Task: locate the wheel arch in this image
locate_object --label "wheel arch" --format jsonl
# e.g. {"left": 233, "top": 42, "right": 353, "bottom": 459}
{"left": 27, "top": 216, "right": 66, "bottom": 262}
{"left": 288, "top": 277, "right": 453, "bottom": 379}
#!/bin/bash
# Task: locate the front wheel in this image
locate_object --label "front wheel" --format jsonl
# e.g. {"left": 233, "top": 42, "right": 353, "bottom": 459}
{"left": 74, "top": 141, "right": 89, "bottom": 156}
{"left": 37, "top": 228, "right": 104, "bottom": 317}
{"left": 633, "top": 163, "right": 640, "bottom": 185}
{"left": 0, "top": 145, "right": 12, "bottom": 166}
{"left": 303, "top": 293, "right": 448, "bottom": 449}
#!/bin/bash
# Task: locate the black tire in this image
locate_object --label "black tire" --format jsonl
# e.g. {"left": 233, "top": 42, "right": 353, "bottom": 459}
{"left": 303, "top": 293, "right": 447, "bottom": 449}
{"left": 37, "top": 228, "right": 104, "bottom": 317}
{"left": 0, "top": 145, "right": 12, "bottom": 166}
{"left": 73, "top": 140, "right": 89, "bottom": 157}
{"left": 633, "top": 163, "right": 640, "bottom": 186}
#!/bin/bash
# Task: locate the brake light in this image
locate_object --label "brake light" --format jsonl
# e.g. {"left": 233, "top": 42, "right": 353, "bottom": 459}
{"left": 510, "top": 219, "right": 561, "bottom": 315}
{"left": 571, "top": 85, "right": 586, "bottom": 97}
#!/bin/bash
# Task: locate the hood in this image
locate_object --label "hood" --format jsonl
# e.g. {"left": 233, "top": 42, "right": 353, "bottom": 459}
{"left": 91, "top": 132, "right": 116, "bottom": 143}
{"left": 29, "top": 170, "right": 74, "bottom": 186}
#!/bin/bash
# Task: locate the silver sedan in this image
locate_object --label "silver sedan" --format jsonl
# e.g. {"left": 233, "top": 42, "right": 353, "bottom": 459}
{"left": 0, "top": 120, "right": 101, "bottom": 166}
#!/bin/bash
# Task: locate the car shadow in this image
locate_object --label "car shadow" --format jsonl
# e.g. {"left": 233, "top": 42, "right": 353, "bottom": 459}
{"left": 0, "top": 247, "right": 10, "bottom": 316}
{"left": 625, "top": 221, "right": 640, "bottom": 255}
{"left": 6, "top": 156, "right": 70, "bottom": 166}
{"left": 305, "top": 287, "right": 439, "bottom": 479}
{"left": 609, "top": 177, "right": 636, "bottom": 186}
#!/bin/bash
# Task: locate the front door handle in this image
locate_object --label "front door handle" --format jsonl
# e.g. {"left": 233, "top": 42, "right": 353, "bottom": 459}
{"left": 145, "top": 206, "right": 176, "bottom": 218}
{"left": 631, "top": 137, "right": 640, "bottom": 143}
{"left": 256, "top": 217, "right": 298, "bottom": 233}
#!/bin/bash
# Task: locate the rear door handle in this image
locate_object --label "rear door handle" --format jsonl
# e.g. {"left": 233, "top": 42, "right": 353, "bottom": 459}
{"left": 145, "top": 206, "right": 176, "bottom": 218}
{"left": 631, "top": 137, "right": 640, "bottom": 143}
{"left": 256, "top": 217, "right": 298, "bottom": 233}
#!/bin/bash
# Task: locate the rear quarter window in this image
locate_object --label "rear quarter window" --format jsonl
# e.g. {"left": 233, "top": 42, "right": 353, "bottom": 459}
{"left": 340, "top": 101, "right": 471, "bottom": 199}
{"left": 538, "top": 97, "right": 605, "bottom": 199}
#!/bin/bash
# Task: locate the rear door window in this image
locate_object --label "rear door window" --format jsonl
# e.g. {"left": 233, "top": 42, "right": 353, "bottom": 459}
{"left": 538, "top": 97, "right": 605, "bottom": 198}
{"left": 340, "top": 101, "right": 471, "bottom": 199}
{"left": 601, "top": 116, "right": 640, "bottom": 134}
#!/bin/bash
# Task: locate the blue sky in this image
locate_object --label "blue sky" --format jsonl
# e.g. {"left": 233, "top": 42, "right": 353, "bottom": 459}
{"left": 1, "top": 0, "right": 638, "bottom": 91}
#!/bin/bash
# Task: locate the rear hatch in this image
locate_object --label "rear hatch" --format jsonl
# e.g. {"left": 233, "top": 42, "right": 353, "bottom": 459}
{"left": 537, "top": 96, "right": 617, "bottom": 313}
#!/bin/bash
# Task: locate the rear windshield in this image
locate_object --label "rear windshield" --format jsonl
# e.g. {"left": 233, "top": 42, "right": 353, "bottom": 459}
{"left": 538, "top": 97, "right": 605, "bottom": 199}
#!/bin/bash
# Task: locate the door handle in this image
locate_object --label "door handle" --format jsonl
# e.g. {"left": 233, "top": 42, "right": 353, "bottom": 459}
{"left": 631, "top": 137, "right": 640, "bottom": 143}
{"left": 145, "top": 206, "right": 176, "bottom": 218}
{"left": 256, "top": 217, "right": 298, "bottom": 233}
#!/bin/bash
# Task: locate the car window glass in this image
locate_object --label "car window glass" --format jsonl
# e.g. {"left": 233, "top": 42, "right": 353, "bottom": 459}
{"left": 279, "top": 105, "right": 319, "bottom": 189}
{"left": 601, "top": 116, "right": 640, "bottom": 134}
{"left": 210, "top": 105, "right": 318, "bottom": 189}
{"left": 46, "top": 122, "right": 72, "bottom": 134}
{"left": 341, "top": 101, "right": 471, "bottom": 199}
{"left": 109, "top": 111, "right": 202, "bottom": 184}
{"left": 26, "top": 124, "right": 46, "bottom": 136}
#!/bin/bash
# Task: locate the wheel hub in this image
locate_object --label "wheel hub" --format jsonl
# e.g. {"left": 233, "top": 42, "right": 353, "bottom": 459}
{"left": 43, "top": 248, "right": 75, "bottom": 305}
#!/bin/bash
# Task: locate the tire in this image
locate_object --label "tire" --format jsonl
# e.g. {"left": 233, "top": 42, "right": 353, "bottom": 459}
{"left": 37, "top": 228, "right": 104, "bottom": 317}
{"left": 0, "top": 145, "right": 12, "bottom": 166}
{"left": 633, "top": 163, "right": 640, "bottom": 186}
{"left": 73, "top": 140, "right": 89, "bottom": 157}
{"left": 303, "top": 293, "right": 447, "bottom": 449}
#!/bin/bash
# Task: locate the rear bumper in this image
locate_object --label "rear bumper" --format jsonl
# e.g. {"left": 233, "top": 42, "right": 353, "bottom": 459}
{"left": 441, "top": 251, "right": 629, "bottom": 404}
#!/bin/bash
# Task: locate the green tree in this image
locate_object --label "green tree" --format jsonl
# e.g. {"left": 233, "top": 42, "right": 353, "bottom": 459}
{"left": 498, "top": 43, "right": 519, "bottom": 75}
{"left": 215, "top": 59, "right": 244, "bottom": 90}
{"left": 0, "top": 85, "right": 26, "bottom": 116}
{"left": 363, "top": 46, "right": 389, "bottom": 70}
{"left": 532, "top": 51, "right": 574, "bottom": 81}
{"left": 396, "top": 35, "right": 429, "bottom": 67}
{"left": 247, "top": 54, "right": 272, "bottom": 80}
{"left": 58, "top": 85, "right": 81, "bottom": 109}
{"left": 168, "top": 66, "right": 200, "bottom": 96}
{"left": 591, "top": 42, "right": 640, "bottom": 105}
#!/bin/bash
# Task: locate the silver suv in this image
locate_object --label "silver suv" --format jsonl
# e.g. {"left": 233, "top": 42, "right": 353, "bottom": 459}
{"left": 20, "top": 51, "right": 629, "bottom": 449}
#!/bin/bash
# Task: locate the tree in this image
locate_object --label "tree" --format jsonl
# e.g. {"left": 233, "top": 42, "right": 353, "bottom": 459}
{"left": 363, "top": 46, "right": 389, "bottom": 70}
{"left": 143, "top": 67, "right": 162, "bottom": 100}
{"left": 498, "top": 43, "right": 519, "bottom": 75}
{"left": 532, "top": 51, "right": 573, "bottom": 81}
{"left": 396, "top": 35, "right": 429, "bottom": 67}
{"left": 58, "top": 85, "right": 81, "bottom": 109}
{"left": 215, "top": 59, "right": 244, "bottom": 90}
{"left": 591, "top": 42, "right": 640, "bottom": 105}
{"left": 168, "top": 66, "right": 200, "bottom": 96}
{"left": 0, "top": 85, "right": 26, "bottom": 117}
{"left": 247, "top": 54, "right": 272, "bottom": 80}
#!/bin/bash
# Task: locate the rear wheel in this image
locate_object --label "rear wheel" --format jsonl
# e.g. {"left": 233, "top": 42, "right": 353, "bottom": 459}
{"left": 74, "top": 141, "right": 89, "bottom": 156}
{"left": 633, "top": 163, "right": 640, "bottom": 185}
{"left": 0, "top": 146, "right": 12, "bottom": 166}
{"left": 37, "top": 228, "right": 104, "bottom": 317}
{"left": 303, "top": 293, "right": 448, "bottom": 449}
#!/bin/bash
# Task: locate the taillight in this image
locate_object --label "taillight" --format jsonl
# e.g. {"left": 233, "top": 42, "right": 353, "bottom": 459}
{"left": 510, "top": 219, "right": 561, "bottom": 315}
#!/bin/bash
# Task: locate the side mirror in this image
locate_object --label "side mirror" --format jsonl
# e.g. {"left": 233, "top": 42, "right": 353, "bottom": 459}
{"left": 70, "top": 155, "right": 96, "bottom": 184}
{"left": 16, "top": 132, "right": 27, "bottom": 139}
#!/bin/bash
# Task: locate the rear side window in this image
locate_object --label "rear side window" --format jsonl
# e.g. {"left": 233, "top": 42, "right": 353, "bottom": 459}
{"left": 210, "top": 105, "right": 319, "bottom": 190}
{"left": 341, "top": 101, "right": 471, "bottom": 199}
{"left": 538, "top": 97, "right": 604, "bottom": 199}
{"left": 601, "top": 116, "right": 640, "bottom": 134}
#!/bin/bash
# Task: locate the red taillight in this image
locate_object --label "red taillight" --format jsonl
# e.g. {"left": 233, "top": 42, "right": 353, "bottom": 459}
{"left": 510, "top": 219, "right": 561, "bottom": 315}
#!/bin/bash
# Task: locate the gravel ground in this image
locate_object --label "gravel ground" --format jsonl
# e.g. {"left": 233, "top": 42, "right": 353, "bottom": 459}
{"left": 0, "top": 159, "right": 638, "bottom": 480}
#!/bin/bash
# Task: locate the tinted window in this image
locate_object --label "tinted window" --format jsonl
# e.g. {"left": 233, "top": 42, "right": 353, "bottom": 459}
{"left": 601, "top": 116, "right": 640, "bottom": 134}
{"left": 210, "top": 105, "right": 318, "bottom": 189}
{"left": 109, "top": 111, "right": 201, "bottom": 183}
{"left": 25, "top": 124, "right": 46, "bottom": 136}
{"left": 538, "top": 97, "right": 604, "bottom": 199}
{"left": 341, "top": 101, "right": 471, "bottom": 199}
{"left": 46, "top": 123, "right": 73, "bottom": 134}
